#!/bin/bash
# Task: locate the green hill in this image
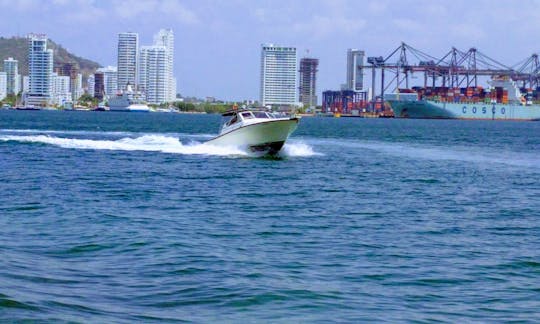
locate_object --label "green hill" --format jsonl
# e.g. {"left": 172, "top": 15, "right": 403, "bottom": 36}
{"left": 0, "top": 36, "right": 101, "bottom": 76}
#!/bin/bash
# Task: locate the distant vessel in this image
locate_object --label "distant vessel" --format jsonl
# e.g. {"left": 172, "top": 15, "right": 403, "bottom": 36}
{"left": 16, "top": 105, "right": 41, "bottom": 111}
{"left": 206, "top": 108, "right": 299, "bottom": 155}
{"left": 108, "top": 84, "right": 150, "bottom": 112}
{"left": 385, "top": 77, "right": 540, "bottom": 121}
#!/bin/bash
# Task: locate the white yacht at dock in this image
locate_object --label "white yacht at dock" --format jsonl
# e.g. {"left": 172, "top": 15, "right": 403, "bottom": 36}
{"left": 108, "top": 84, "right": 150, "bottom": 112}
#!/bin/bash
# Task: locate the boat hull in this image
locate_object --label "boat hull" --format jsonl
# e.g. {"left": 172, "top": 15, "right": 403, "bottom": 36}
{"left": 206, "top": 118, "right": 299, "bottom": 155}
{"left": 109, "top": 105, "right": 150, "bottom": 112}
{"left": 388, "top": 100, "right": 540, "bottom": 121}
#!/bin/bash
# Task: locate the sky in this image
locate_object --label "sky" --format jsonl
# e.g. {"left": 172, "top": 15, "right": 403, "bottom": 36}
{"left": 1, "top": 0, "right": 540, "bottom": 101}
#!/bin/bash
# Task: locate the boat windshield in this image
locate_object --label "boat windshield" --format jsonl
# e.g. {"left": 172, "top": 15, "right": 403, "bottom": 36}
{"left": 241, "top": 112, "right": 254, "bottom": 119}
{"left": 253, "top": 111, "right": 273, "bottom": 119}
{"left": 225, "top": 115, "right": 238, "bottom": 126}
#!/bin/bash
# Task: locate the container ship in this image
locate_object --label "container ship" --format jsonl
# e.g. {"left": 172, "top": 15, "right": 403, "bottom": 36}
{"left": 385, "top": 77, "right": 540, "bottom": 121}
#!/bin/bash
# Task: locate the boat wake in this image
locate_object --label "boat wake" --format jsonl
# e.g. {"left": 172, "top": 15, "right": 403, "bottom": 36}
{"left": 317, "top": 139, "right": 538, "bottom": 168}
{"left": 0, "top": 133, "right": 319, "bottom": 158}
{"left": 280, "top": 141, "right": 321, "bottom": 157}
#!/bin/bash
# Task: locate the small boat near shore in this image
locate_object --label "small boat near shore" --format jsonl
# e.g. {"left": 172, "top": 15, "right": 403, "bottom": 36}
{"left": 206, "top": 108, "right": 299, "bottom": 155}
{"left": 16, "top": 106, "right": 41, "bottom": 111}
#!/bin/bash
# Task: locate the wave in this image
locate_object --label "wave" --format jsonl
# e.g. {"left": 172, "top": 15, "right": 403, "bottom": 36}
{"left": 313, "top": 139, "right": 539, "bottom": 168}
{"left": 280, "top": 141, "right": 322, "bottom": 157}
{"left": 0, "top": 134, "right": 319, "bottom": 158}
{"left": 0, "top": 134, "right": 246, "bottom": 156}
{"left": 0, "top": 128, "right": 214, "bottom": 139}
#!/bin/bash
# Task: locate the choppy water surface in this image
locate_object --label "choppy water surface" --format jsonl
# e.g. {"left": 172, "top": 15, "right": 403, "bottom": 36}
{"left": 1, "top": 111, "right": 539, "bottom": 322}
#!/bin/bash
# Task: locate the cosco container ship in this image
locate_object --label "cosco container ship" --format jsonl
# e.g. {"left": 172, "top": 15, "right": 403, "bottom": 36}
{"left": 385, "top": 78, "right": 540, "bottom": 121}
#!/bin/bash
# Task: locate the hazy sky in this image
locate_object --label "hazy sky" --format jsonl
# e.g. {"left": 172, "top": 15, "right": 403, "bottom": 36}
{"left": 1, "top": 0, "right": 539, "bottom": 101}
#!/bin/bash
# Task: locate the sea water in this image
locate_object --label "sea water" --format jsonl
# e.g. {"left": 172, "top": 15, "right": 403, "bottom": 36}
{"left": 0, "top": 111, "right": 539, "bottom": 322}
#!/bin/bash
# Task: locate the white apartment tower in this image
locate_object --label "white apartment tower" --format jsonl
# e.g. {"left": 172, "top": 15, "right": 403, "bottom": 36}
{"left": 97, "top": 66, "right": 118, "bottom": 98}
{"left": 139, "top": 46, "right": 168, "bottom": 104}
{"left": 52, "top": 72, "right": 71, "bottom": 106}
{"left": 346, "top": 49, "right": 364, "bottom": 91}
{"left": 139, "top": 29, "right": 175, "bottom": 104}
{"left": 117, "top": 32, "right": 138, "bottom": 92}
{"left": 26, "top": 34, "right": 53, "bottom": 106}
{"left": 0, "top": 72, "right": 7, "bottom": 100}
{"left": 260, "top": 44, "right": 298, "bottom": 106}
{"left": 153, "top": 28, "right": 175, "bottom": 102}
{"left": 72, "top": 73, "right": 83, "bottom": 101}
{"left": 87, "top": 75, "right": 95, "bottom": 97}
{"left": 23, "top": 76, "right": 29, "bottom": 93}
{"left": 4, "top": 57, "right": 19, "bottom": 95}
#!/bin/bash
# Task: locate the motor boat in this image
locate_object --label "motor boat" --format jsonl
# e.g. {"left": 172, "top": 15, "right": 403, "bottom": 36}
{"left": 206, "top": 109, "right": 299, "bottom": 155}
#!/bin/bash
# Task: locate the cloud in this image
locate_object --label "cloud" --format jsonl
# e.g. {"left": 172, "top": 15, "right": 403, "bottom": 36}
{"left": 160, "top": 0, "right": 198, "bottom": 24}
{"left": 366, "top": 0, "right": 388, "bottom": 14}
{"left": 450, "top": 23, "right": 486, "bottom": 40}
{"left": 392, "top": 18, "right": 423, "bottom": 32}
{"left": 0, "top": 0, "right": 39, "bottom": 10}
{"left": 110, "top": 0, "right": 199, "bottom": 24}
{"left": 292, "top": 15, "right": 366, "bottom": 39}
{"left": 58, "top": 0, "right": 106, "bottom": 23}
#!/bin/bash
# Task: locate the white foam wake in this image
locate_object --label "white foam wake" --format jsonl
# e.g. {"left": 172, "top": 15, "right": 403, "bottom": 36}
{"left": 280, "top": 141, "right": 322, "bottom": 157}
{"left": 0, "top": 128, "right": 215, "bottom": 139}
{"left": 0, "top": 134, "right": 248, "bottom": 156}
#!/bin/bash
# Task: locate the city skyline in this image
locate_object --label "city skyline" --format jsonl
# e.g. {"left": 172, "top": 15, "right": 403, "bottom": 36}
{"left": 1, "top": 1, "right": 540, "bottom": 101}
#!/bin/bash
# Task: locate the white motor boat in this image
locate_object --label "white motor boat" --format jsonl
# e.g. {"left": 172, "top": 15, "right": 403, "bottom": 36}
{"left": 206, "top": 109, "right": 299, "bottom": 155}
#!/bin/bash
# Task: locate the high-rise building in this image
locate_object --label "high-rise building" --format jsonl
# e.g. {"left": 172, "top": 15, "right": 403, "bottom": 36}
{"left": 117, "top": 32, "right": 138, "bottom": 92}
{"left": 52, "top": 72, "right": 71, "bottom": 106}
{"left": 54, "top": 62, "right": 81, "bottom": 101}
{"left": 4, "top": 57, "right": 19, "bottom": 95}
{"left": 139, "top": 29, "right": 175, "bottom": 104}
{"left": 72, "top": 73, "right": 83, "bottom": 101}
{"left": 97, "top": 66, "right": 118, "bottom": 99}
{"left": 26, "top": 33, "right": 53, "bottom": 106}
{"left": 87, "top": 75, "right": 94, "bottom": 96}
{"left": 93, "top": 72, "right": 105, "bottom": 100}
{"left": 23, "top": 76, "right": 29, "bottom": 93}
{"left": 260, "top": 44, "right": 297, "bottom": 107}
{"left": 299, "top": 58, "right": 319, "bottom": 109}
{"left": 0, "top": 72, "right": 7, "bottom": 100}
{"left": 139, "top": 45, "right": 168, "bottom": 104}
{"left": 54, "top": 62, "right": 77, "bottom": 78}
{"left": 346, "top": 49, "right": 364, "bottom": 91}
{"left": 153, "top": 28, "right": 175, "bottom": 102}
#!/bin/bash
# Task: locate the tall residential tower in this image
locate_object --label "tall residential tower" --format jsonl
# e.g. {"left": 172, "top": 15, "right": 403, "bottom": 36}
{"left": 26, "top": 34, "right": 53, "bottom": 106}
{"left": 139, "top": 46, "right": 167, "bottom": 104}
{"left": 97, "top": 66, "right": 118, "bottom": 99}
{"left": 299, "top": 57, "right": 319, "bottom": 109}
{"left": 117, "top": 32, "right": 138, "bottom": 91}
{"left": 260, "top": 44, "right": 297, "bottom": 107}
{"left": 346, "top": 49, "right": 364, "bottom": 91}
{"left": 153, "top": 28, "right": 175, "bottom": 102}
{"left": 4, "top": 57, "right": 19, "bottom": 95}
{"left": 139, "top": 29, "right": 175, "bottom": 104}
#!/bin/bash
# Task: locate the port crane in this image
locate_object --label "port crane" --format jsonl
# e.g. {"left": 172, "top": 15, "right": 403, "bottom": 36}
{"left": 364, "top": 42, "right": 540, "bottom": 105}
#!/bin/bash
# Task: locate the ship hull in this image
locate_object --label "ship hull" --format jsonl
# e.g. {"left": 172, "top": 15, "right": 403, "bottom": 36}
{"left": 388, "top": 100, "right": 540, "bottom": 121}
{"left": 109, "top": 104, "right": 150, "bottom": 112}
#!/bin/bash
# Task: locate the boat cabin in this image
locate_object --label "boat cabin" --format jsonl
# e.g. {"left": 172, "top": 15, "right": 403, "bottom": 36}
{"left": 220, "top": 109, "right": 276, "bottom": 134}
